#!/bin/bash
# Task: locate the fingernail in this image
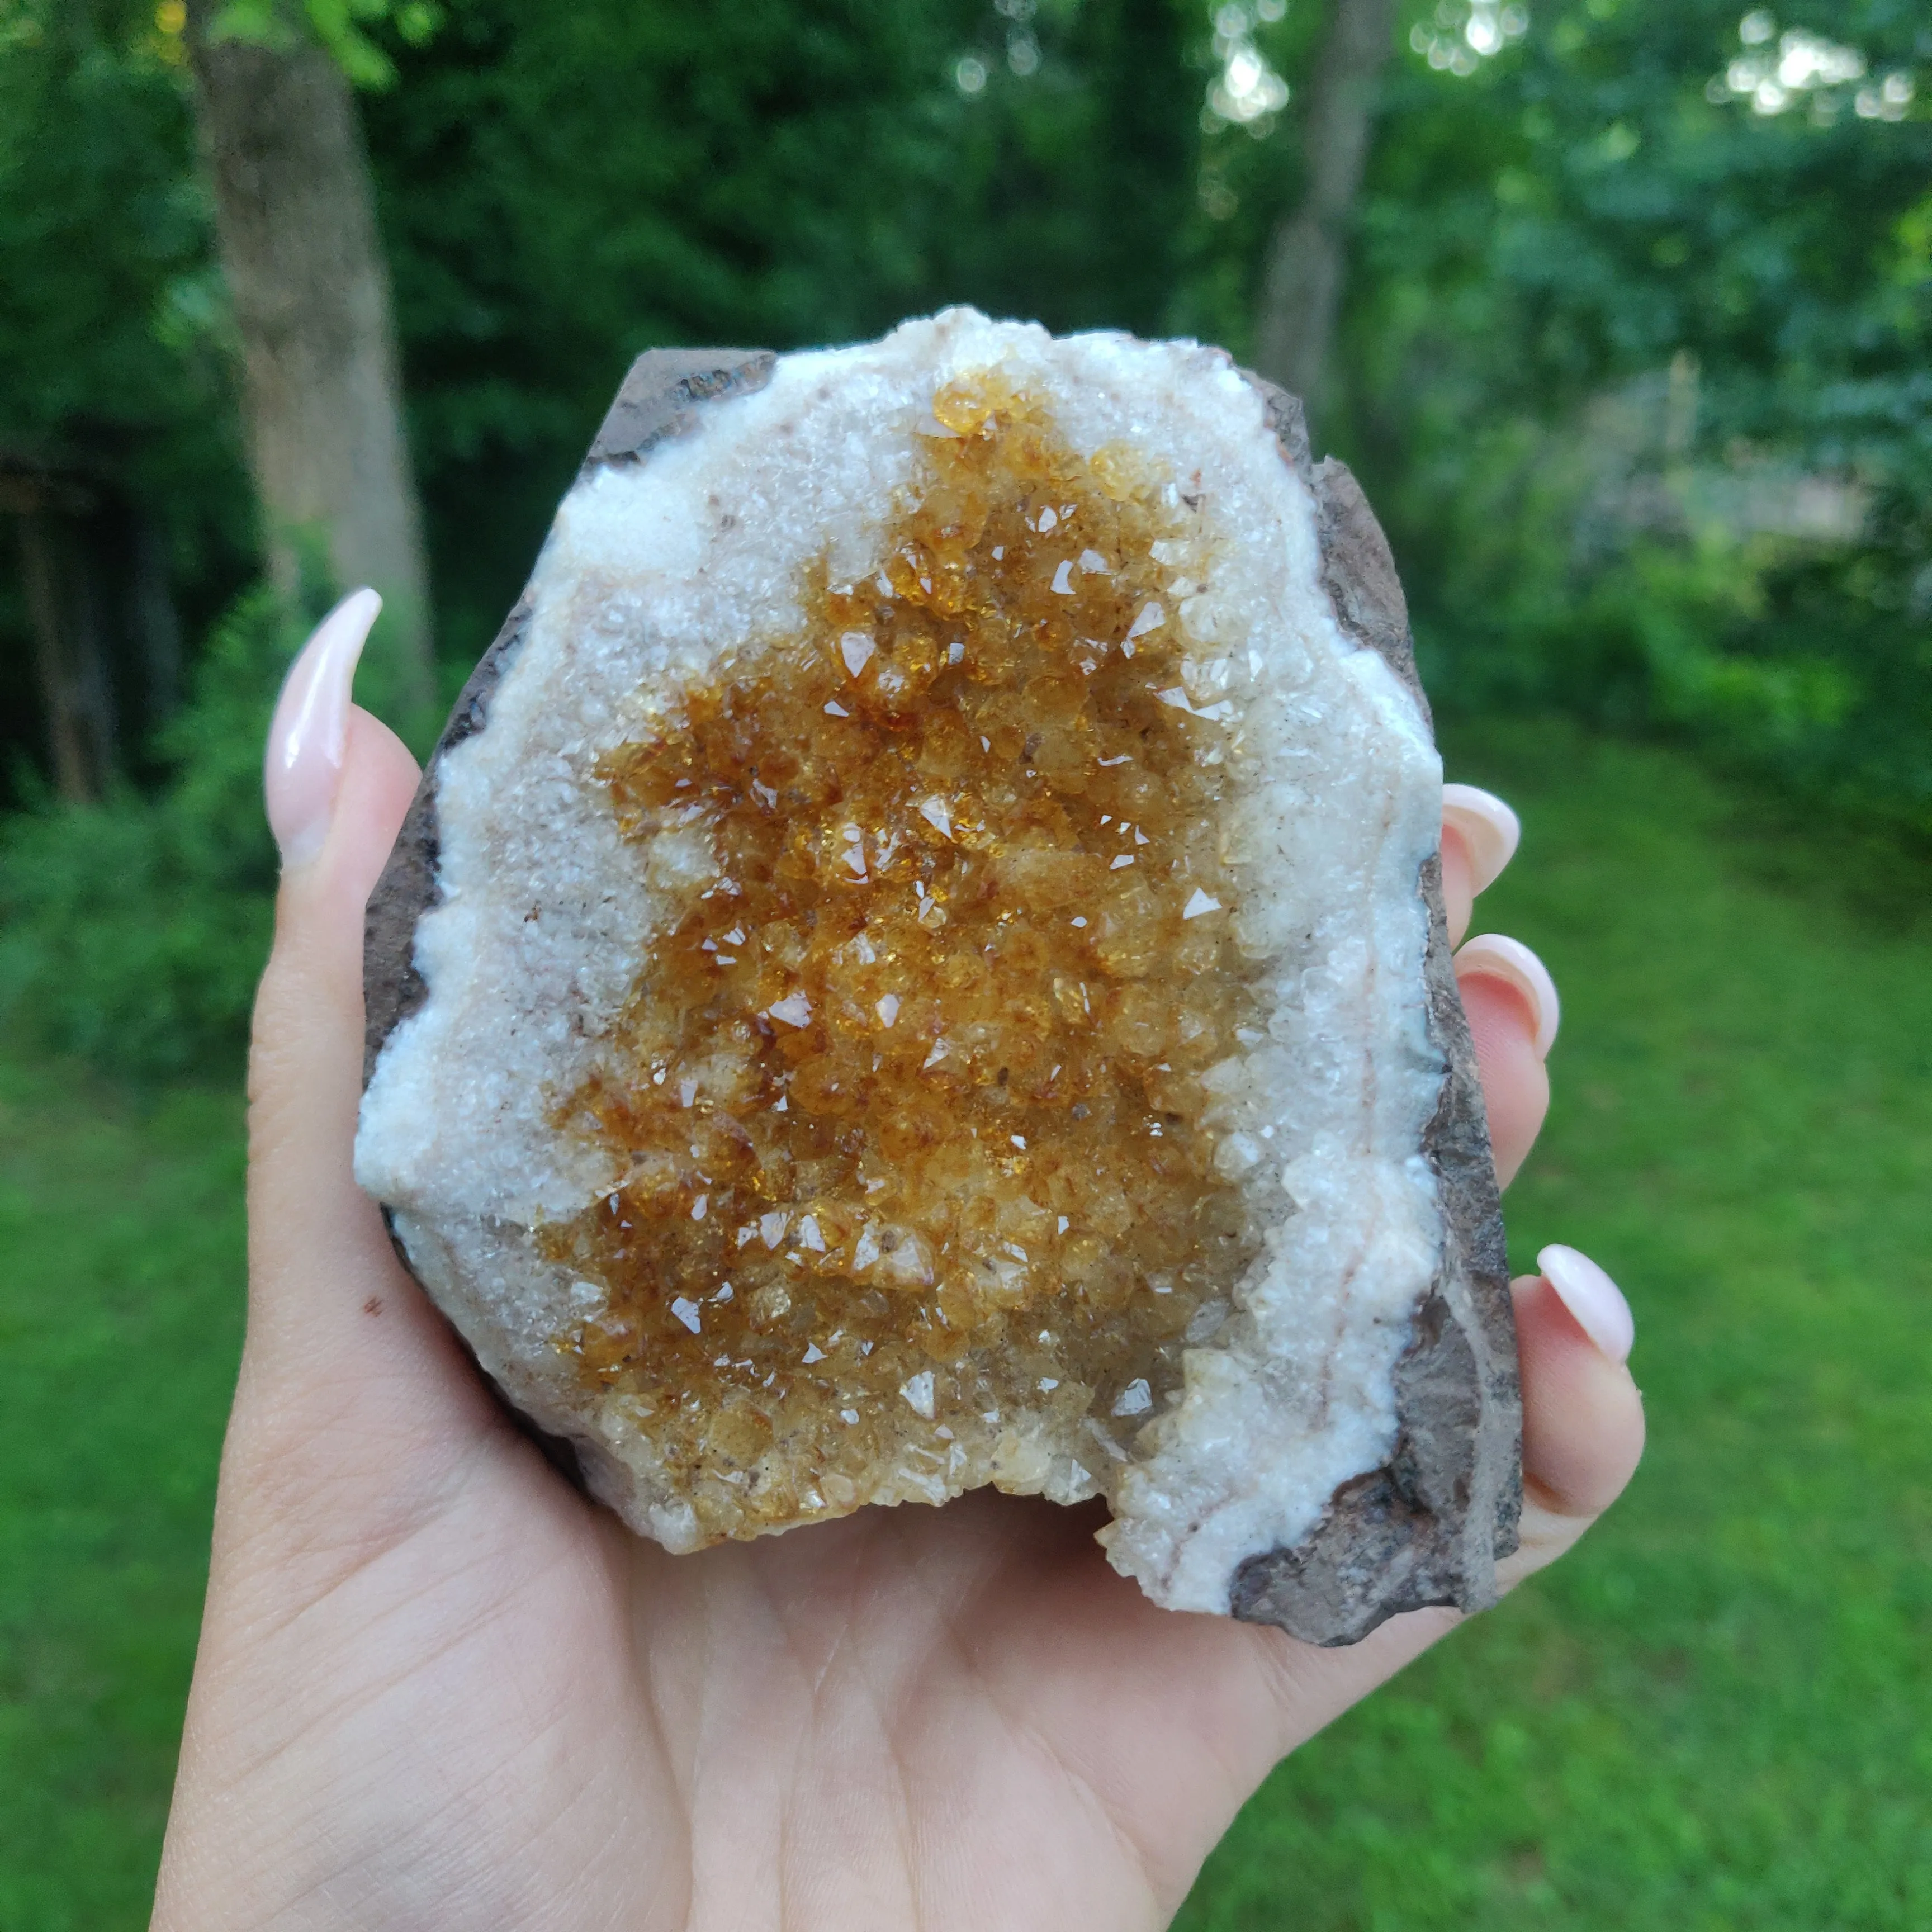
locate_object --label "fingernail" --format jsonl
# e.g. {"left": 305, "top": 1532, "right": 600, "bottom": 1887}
{"left": 1538, "top": 1244, "right": 1635, "bottom": 1364}
{"left": 1454, "top": 932, "right": 1560, "bottom": 1059}
{"left": 1442, "top": 784, "right": 1521, "bottom": 894}
{"left": 264, "top": 590, "right": 381, "bottom": 868}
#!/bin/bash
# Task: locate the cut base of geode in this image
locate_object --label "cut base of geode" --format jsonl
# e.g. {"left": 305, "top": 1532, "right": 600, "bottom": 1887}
{"left": 356, "top": 311, "right": 1519, "bottom": 1644}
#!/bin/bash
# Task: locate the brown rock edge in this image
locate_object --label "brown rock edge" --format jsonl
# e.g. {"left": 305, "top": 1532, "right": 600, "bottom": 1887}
{"left": 361, "top": 343, "right": 1522, "bottom": 1645}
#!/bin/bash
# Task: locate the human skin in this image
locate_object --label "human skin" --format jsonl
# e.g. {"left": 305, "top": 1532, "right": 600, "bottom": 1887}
{"left": 151, "top": 596, "right": 1644, "bottom": 1932}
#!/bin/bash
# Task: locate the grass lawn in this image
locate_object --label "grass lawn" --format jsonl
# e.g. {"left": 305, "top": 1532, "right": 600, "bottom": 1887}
{"left": 0, "top": 1063, "right": 244, "bottom": 1930}
{"left": 2, "top": 721, "right": 1929, "bottom": 1928}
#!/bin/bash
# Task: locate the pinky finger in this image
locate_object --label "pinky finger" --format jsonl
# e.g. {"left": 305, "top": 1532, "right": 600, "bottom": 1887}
{"left": 1502, "top": 1251, "right": 1645, "bottom": 1587}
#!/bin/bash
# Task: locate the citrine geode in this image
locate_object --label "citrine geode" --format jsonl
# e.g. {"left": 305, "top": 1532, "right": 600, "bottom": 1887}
{"left": 355, "top": 312, "right": 1520, "bottom": 1644}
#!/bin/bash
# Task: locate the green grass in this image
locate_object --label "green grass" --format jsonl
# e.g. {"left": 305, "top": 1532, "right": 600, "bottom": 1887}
{"left": 2, "top": 723, "right": 1929, "bottom": 1928}
{"left": 0, "top": 1064, "right": 244, "bottom": 1930}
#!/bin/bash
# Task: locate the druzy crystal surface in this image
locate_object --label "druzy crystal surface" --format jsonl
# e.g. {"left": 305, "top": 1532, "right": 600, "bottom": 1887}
{"left": 540, "top": 375, "right": 1262, "bottom": 1544}
{"left": 356, "top": 312, "right": 1519, "bottom": 1636}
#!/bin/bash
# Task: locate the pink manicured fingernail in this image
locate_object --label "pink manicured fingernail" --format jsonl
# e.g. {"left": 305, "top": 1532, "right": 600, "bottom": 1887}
{"left": 1442, "top": 784, "right": 1521, "bottom": 894}
{"left": 264, "top": 590, "right": 381, "bottom": 867}
{"left": 1455, "top": 932, "right": 1560, "bottom": 1059}
{"left": 1538, "top": 1244, "right": 1635, "bottom": 1364}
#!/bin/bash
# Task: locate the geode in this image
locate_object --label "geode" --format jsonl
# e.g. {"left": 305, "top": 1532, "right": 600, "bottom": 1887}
{"left": 355, "top": 310, "right": 1519, "bottom": 1644}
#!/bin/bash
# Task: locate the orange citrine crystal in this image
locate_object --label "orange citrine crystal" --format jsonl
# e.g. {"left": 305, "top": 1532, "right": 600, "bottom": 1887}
{"left": 537, "top": 375, "right": 1262, "bottom": 1541}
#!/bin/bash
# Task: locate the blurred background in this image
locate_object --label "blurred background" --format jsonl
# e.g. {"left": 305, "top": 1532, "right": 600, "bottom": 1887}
{"left": 1, "top": 0, "right": 1928, "bottom": 1924}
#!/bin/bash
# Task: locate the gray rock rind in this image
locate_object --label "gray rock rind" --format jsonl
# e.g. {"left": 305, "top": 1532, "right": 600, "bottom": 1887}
{"left": 361, "top": 342, "right": 1521, "bottom": 1646}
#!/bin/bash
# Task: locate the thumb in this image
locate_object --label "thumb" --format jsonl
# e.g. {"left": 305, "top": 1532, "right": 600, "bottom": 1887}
{"left": 236, "top": 596, "right": 496, "bottom": 1510}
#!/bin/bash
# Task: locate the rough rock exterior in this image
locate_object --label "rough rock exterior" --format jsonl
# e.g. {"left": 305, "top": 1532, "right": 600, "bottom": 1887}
{"left": 356, "top": 313, "right": 1520, "bottom": 1644}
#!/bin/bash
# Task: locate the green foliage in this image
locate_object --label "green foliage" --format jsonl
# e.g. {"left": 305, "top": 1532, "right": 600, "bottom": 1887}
{"left": 1175, "top": 0, "right": 1932, "bottom": 832}
{"left": 0, "top": 591, "right": 287, "bottom": 1078}
{"left": 360, "top": 0, "right": 1198, "bottom": 660}
{"left": 0, "top": 2, "right": 221, "bottom": 458}
{"left": 208, "top": 0, "right": 443, "bottom": 89}
{"left": 0, "top": 0, "right": 252, "bottom": 778}
{"left": 1337, "top": 0, "right": 1932, "bottom": 833}
{"left": 357, "top": 0, "right": 1932, "bottom": 834}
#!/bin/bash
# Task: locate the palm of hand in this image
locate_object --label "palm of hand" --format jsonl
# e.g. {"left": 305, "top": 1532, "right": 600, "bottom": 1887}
{"left": 166, "top": 1292, "right": 1367, "bottom": 1931}
{"left": 153, "top": 713, "right": 1640, "bottom": 1932}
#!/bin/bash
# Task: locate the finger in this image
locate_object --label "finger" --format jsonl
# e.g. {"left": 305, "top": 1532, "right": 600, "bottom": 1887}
{"left": 1441, "top": 784, "right": 1520, "bottom": 948}
{"left": 1455, "top": 934, "right": 1557, "bottom": 1188}
{"left": 1502, "top": 1248, "right": 1645, "bottom": 1579}
{"left": 1240, "top": 1249, "right": 1641, "bottom": 1764}
{"left": 245, "top": 598, "right": 475, "bottom": 1417}
{"left": 248, "top": 704, "right": 423, "bottom": 1347}
{"left": 234, "top": 688, "right": 520, "bottom": 1579}
{"left": 1442, "top": 822, "right": 1476, "bottom": 950}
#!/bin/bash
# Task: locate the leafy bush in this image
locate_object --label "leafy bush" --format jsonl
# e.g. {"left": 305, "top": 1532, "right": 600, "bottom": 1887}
{"left": 1400, "top": 409, "right": 1932, "bottom": 840}
{"left": 0, "top": 591, "right": 289, "bottom": 1078}
{"left": 1294, "top": 0, "right": 1932, "bottom": 841}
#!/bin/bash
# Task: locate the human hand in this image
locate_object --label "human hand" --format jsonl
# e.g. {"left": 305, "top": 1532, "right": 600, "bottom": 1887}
{"left": 151, "top": 596, "right": 1644, "bottom": 1932}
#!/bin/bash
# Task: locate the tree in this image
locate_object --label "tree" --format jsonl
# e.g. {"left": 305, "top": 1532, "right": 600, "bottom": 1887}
{"left": 7, "top": 468, "right": 115, "bottom": 802}
{"left": 1251, "top": 0, "right": 1400, "bottom": 411}
{"left": 0, "top": 0, "right": 247, "bottom": 803}
{"left": 182, "top": 0, "right": 433, "bottom": 707}
{"left": 359, "top": 0, "right": 1197, "bottom": 661}
{"left": 1333, "top": 0, "right": 1932, "bottom": 833}
{"left": 10, "top": 0, "right": 1926, "bottom": 839}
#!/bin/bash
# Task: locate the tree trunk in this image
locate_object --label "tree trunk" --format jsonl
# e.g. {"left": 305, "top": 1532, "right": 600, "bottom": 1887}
{"left": 183, "top": 2, "right": 433, "bottom": 705}
{"left": 1252, "top": 0, "right": 1400, "bottom": 415}
{"left": 14, "top": 498, "right": 116, "bottom": 804}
